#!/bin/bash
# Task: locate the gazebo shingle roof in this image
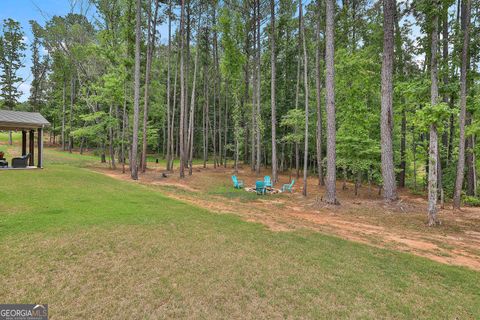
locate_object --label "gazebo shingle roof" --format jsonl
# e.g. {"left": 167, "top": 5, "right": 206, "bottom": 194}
{"left": 0, "top": 110, "right": 50, "bottom": 130}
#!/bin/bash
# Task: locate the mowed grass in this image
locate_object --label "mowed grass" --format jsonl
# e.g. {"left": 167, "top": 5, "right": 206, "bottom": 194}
{"left": 0, "top": 131, "right": 21, "bottom": 158}
{"left": 0, "top": 150, "right": 479, "bottom": 319}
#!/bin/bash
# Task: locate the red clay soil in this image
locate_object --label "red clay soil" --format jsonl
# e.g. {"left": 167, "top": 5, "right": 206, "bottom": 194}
{"left": 94, "top": 162, "right": 480, "bottom": 271}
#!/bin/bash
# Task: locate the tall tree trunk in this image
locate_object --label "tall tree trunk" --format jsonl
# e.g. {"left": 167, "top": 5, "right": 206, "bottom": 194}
{"left": 69, "top": 75, "right": 75, "bottom": 153}
{"left": 251, "top": 6, "right": 257, "bottom": 171}
{"left": 141, "top": 0, "right": 159, "bottom": 173}
{"left": 437, "top": 3, "right": 450, "bottom": 201}
{"left": 441, "top": 7, "right": 449, "bottom": 155}
{"left": 183, "top": 0, "right": 191, "bottom": 169}
{"left": 109, "top": 104, "right": 116, "bottom": 169}
{"left": 166, "top": 0, "right": 172, "bottom": 171}
{"left": 203, "top": 59, "right": 209, "bottom": 168}
{"left": 213, "top": 37, "right": 218, "bottom": 169}
{"left": 161, "top": 123, "right": 165, "bottom": 158}
{"left": 270, "top": 0, "right": 278, "bottom": 183}
{"left": 380, "top": 0, "right": 397, "bottom": 201}
{"left": 121, "top": 79, "right": 127, "bottom": 174}
{"left": 255, "top": 0, "right": 261, "bottom": 175}
{"left": 300, "top": 0, "right": 309, "bottom": 196}
{"left": 453, "top": 0, "right": 471, "bottom": 208}
{"left": 243, "top": 11, "right": 251, "bottom": 166}
{"left": 188, "top": 32, "right": 200, "bottom": 176}
{"left": 325, "top": 0, "right": 338, "bottom": 204}
{"left": 413, "top": 128, "right": 417, "bottom": 190}
{"left": 61, "top": 74, "right": 66, "bottom": 151}
{"left": 179, "top": 0, "right": 186, "bottom": 178}
{"left": 294, "top": 12, "right": 301, "bottom": 180}
{"left": 130, "top": 0, "right": 142, "bottom": 180}
{"left": 428, "top": 6, "right": 440, "bottom": 226}
{"left": 115, "top": 105, "right": 121, "bottom": 164}
{"left": 224, "top": 85, "right": 228, "bottom": 168}
{"left": 234, "top": 124, "right": 239, "bottom": 173}
{"left": 213, "top": 7, "right": 221, "bottom": 169}
{"left": 394, "top": 5, "right": 406, "bottom": 188}
{"left": 466, "top": 113, "right": 476, "bottom": 196}
{"left": 218, "top": 83, "right": 223, "bottom": 166}
{"left": 466, "top": 30, "right": 477, "bottom": 193}
{"left": 315, "top": 1, "right": 324, "bottom": 186}
{"left": 169, "top": 57, "right": 179, "bottom": 171}
{"left": 399, "top": 109, "right": 406, "bottom": 187}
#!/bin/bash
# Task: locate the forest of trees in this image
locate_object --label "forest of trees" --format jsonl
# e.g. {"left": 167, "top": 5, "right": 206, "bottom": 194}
{"left": 0, "top": 0, "right": 479, "bottom": 224}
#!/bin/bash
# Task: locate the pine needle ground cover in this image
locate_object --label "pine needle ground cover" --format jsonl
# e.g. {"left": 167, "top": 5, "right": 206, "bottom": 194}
{"left": 0, "top": 147, "right": 478, "bottom": 319}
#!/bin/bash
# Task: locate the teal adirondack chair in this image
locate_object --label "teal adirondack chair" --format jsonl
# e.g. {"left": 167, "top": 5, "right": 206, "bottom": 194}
{"left": 232, "top": 175, "right": 244, "bottom": 189}
{"left": 281, "top": 179, "right": 295, "bottom": 193}
{"left": 264, "top": 176, "right": 272, "bottom": 188}
{"left": 255, "top": 181, "right": 266, "bottom": 195}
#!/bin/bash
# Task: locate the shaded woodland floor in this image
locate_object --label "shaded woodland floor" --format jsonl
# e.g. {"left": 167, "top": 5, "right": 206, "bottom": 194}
{"left": 91, "top": 158, "right": 480, "bottom": 271}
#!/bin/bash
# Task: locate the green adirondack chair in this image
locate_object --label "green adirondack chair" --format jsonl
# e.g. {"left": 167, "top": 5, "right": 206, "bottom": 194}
{"left": 264, "top": 176, "right": 272, "bottom": 188}
{"left": 232, "top": 175, "right": 244, "bottom": 189}
{"left": 281, "top": 179, "right": 295, "bottom": 193}
{"left": 255, "top": 181, "right": 266, "bottom": 195}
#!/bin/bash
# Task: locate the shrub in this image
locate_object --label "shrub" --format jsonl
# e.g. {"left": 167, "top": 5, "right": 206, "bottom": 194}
{"left": 463, "top": 196, "right": 480, "bottom": 207}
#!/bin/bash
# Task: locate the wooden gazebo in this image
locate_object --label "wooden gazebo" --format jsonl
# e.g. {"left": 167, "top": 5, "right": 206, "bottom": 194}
{"left": 0, "top": 110, "right": 50, "bottom": 168}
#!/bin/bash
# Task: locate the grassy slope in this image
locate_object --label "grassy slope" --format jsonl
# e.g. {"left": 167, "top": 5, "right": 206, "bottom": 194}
{"left": 0, "top": 148, "right": 479, "bottom": 319}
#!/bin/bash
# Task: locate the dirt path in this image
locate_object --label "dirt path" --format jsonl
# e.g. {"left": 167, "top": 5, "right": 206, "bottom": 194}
{"left": 91, "top": 163, "right": 480, "bottom": 271}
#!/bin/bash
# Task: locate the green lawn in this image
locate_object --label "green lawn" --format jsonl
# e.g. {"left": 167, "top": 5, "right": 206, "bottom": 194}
{"left": 0, "top": 149, "right": 479, "bottom": 319}
{"left": 0, "top": 131, "right": 20, "bottom": 158}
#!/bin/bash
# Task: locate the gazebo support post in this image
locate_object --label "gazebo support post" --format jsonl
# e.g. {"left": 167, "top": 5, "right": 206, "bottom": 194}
{"left": 29, "top": 130, "right": 35, "bottom": 166}
{"left": 22, "top": 131, "right": 27, "bottom": 156}
{"left": 37, "top": 128, "right": 43, "bottom": 168}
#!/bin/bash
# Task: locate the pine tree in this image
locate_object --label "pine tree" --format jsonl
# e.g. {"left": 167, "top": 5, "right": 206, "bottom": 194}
{"left": 166, "top": 0, "right": 173, "bottom": 171}
{"left": 0, "top": 18, "right": 26, "bottom": 109}
{"left": 270, "top": 0, "right": 278, "bottom": 183}
{"left": 324, "top": 0, "right": 338, "bottom": 204}
{"left": 300, "top": 0, "right": 309, "bottom": 197}
{"left": 315, "top": 0, "right": 324, "bottom": 186}
{"left": 131, "top": 0, "right": 142, "bottom": 180}
{"left": 453, "top": 0, "right": 472, "bottom": 209}
{"left": 380, "top": 0, "right": 397, "bottom": 202}
{"left": 141, "top": 0, "right": 160, "bottom": 173}
{"left": 29, "top": 20, "right": 49, "bottom": 112}
{"left": 428, "top": 3, "right": 440, "bottom": 226}
{"left": 179, "top": 0, "right": 186, "bottom": 178}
